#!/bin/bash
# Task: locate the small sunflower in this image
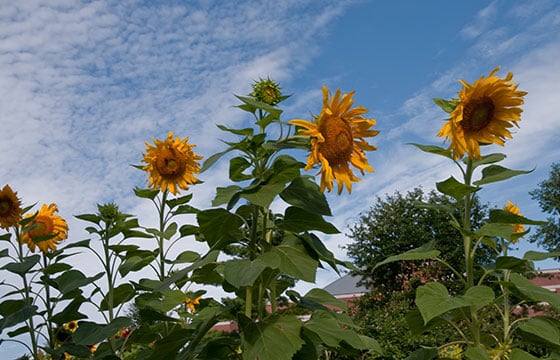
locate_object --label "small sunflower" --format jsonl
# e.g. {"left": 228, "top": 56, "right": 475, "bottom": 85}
{"left": 290, "top": 86, "right": 379, "bottom": 194}
{"left": 503, "top": 200, "right": 525, "bottom": 242}
{"left": 437, "top": 67, "right": 527, "bottom": 160}
{"left": 0, "top": 185, "right": 23, "bottom": 230}
{"left": 142, "top": 131, "right": 203, "bottom": 195}
{"left": 63, "top": 320, "right": 78, "bottom": 333}
{"left": 20, "top": 203, "right": 69, "bottom": 253}
{"left": 250, "top": 77, "right": 283, "bottom": 105}
{"left": 438, "top": 344, "right": 464, "bottom": 359}
{"left": 185, "top": 295, "right": 202, "bottom": 312}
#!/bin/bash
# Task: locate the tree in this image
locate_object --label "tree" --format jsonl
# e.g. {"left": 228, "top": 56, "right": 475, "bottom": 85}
{"left": 343, "top": 187, "right": 490, "bottom": 358}
{"left": 529, "top": 162, "right": 560, "bottom": 252}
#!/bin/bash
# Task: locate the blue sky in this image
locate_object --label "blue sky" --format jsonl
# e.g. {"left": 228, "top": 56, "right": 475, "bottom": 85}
{"left": 1, "top": 0, "right": 560, "bottom": 356}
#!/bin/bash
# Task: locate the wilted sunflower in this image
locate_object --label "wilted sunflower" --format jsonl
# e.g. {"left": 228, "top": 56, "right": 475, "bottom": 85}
{"left": 185, "top": 295, "right": 202, "bottom": 312}
{"left": 20, "top": 203, "right": 69, "bottom": 253}
{"left": 290, "top": 86, "right": 379, "bottom": 194}
{"left": 503, "top": 200, "right": 525, "bottom": 242}
{"left": 437, "top": 67, "right": 527, "bottom": 160}
{"left": 0, "top": 185, "right": 23, "bottom": 230}
{"left": 142, "top": 131, "right": 203, "bottom": 195}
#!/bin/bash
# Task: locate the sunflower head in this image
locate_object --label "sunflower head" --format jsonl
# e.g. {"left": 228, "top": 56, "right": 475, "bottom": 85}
{"left": 290, "top": 86, "right": 379, "bottom": 194}
{"left": 142, "top": 131, "right": 203, "bottom": 195}
{"left": 503, "top": 200, "right": 525, "bottom": 242}
{"left": 0, "top": 185, "right": 23, "bottom": 230}
{"left": 63, "top": 320, "right": 79, "bottom": 333}
{"left": 185, "top": 295, "right": 202, "bottom": 312}
{"left": 20, "top": 203, "right": 69, "bottom": 253}
{"left": 437, "top": 67, "right": 527, "bottom": 160}
{"left": 249, "top": 77, "right": 283, "bottom": 105}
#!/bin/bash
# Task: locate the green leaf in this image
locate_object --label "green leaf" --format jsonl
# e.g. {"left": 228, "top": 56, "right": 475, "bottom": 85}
{"left": 436, "top": 176, "right": 479, "bottom": 201}
{"left": 518, "top": 317, "right": 560, "bottom": 346}
{"left": 100, "top": 284, "right": 135, "bottom": 311}
{"left": 298, "top": 232, "right": 340, "bottom": 273}
{"left": 409, "top": 143, "right": 453, "bottom": 159}
{"left": 240, "top": 314, "right": 304, "bottom": 360}
{"left": 2, "top": 255, "right": 41, "bottom": 275}
{"left": 74, "top": 213, "right": 101, "bottom": 225}
{"left": 55, "top": 270, "right": 104, "bottom": 295}
{"left": 166, "top": 193, "right": 193, "bottom": 208}
{"left": 510, "top": 273, "right": 560, "bottom": 309}
{"left": 510, "top": 349, "right": 539, "bottom": 360}
{"left": 212, "top": 185, "right": 242, "bottom": 207}
{"left": 73, "top": 317, "right": 132, "bottom": 345}
{"left": 495, "top": 256, "right": 533, "bottom": 272}
{"left": 433, "top": 97, "right": 458, "bottom": 113}
{"left": 404, "top": 347, "right": 438, "bottom": 360}
{"left": 280, "top": 177, "right": 331, "bottom": 216}
{"left": 223, "top": 258, "right": 271, "bottom": 288}
{"left": 229, "top": 156, "right": 253, "bottom": 181}
{"left": 471, "top": 153, "right": 506, "bottom": 169}
{"left": 523, "top": 250, "right": 560, "bottom": 261}
{"left": 416, "top": 283, "right": 494, "bottom": 324}
{"left": 179, "top": 224, "right": 198, "bottom": 237}
{"left": 271, "top": 236, "right": 318, "bottom": 283}
{"left": 50, "top": 296, "right": 87, "bottom": 325}
{"left": 119, "top": 250, "right": 157, "bottom": 277}
{"left": 464, "top": 347, "right": 490, "bottom": 360}
{"left": 201, "top": 148, "right": 233, "bottom": 172}
{"left": 279, "top": 206, "right": 339, "bottom": 234}
{"left": 43, "top": 262, "right": 72, "bottom": 275}
{"left": 374, "top": 241, "right": 440, "bottom": 269}
{"left": 234, "top": 95, "right": 282, "bottom": 117}
{"left": 148, "top": 328, "right": 191, "bottom": 360}
{"left": 474, "top": 165, "right": 533, "bottom": 185}
{"left": 217, "top": 124, "right": 254, "bottom": 136}
{"left": 475, "top": 223, "right": 523, "bottom": 242}
{"left": 163, "top": 222, "right": 178, "bottom": 239}
{"left": 197, "top": 208, "right": 244, "bottom": 249}
{"left": 168, "top": 250, "right": 199, "bottom": 264}
{"left": 134, "top": 187, "right": 159, "bottom": 200}
{"left": 302, "top": 288, "right": 348, "bottom": 312}
{"left": 0, "top": 300, "right": 36, "bottom": 332}
{"left": 489, "top": 209, "right": 547, "bottom": 225}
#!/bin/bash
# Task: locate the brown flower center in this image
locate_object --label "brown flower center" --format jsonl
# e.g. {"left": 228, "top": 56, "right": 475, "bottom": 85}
{"left": 0, "top": 199, "right": 10, "bottom": 215}
{"left": 28, "top": 216, "right": 53, "bottom": 238}
{"left": 461, "top": 96, "right": 495, "bottom": 132}
{"left": 155, "top": 147, "right": 186, "bottom": 177}
{"left": 318, "top": 116, "right": 353, "bottom": 166}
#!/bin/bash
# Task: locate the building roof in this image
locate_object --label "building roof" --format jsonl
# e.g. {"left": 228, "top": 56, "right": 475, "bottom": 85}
{"left": 323, "top": 273, "right": 368, "bottom": 296}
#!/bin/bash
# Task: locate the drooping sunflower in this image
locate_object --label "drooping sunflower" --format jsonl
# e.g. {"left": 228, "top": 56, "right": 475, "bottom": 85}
{"left": 20, "top": 203, "right": 69, "bottom": 253}
{"left": 290, "top": 86, "right": 379, "bottom": 194}
{"left": 503, "top": 200, "right": 525, "bottom": 242}
{"left": 0, "top": 185, "right": 23, "bottom": 230}
{"left": 437, "top": 67, "right": 527, "bottom": 160}
{"left": 142, "top": 131, "right": 203, "bottom": 195}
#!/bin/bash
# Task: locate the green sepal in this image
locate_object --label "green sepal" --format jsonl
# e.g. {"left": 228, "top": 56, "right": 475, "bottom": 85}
{"left": 433, "top": 97, "right": 459, "bottom": 113}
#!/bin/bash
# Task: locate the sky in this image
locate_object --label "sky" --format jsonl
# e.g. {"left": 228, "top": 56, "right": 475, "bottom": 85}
{"left": 1, "top": 0, "right": 560, "bottom": 356}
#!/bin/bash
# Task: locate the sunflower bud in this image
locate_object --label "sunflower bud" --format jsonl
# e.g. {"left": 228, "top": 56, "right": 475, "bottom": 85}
{"left": 249, "top": 78, "right": 282, "bottom": 105}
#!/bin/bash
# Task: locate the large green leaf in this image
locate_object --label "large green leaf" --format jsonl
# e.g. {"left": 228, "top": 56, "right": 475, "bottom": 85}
{"left": 470, "top": 153, "right": 506, "bottom": 168}
{"left": 436, "top": 176, "right": 479, "bottom": 201}
{"left": 271, "top": 236, "right": 318, "bottom": 283}
{"left": 279, "top": 206, "right": 339, "bottom": 234}
{"left": 197, "top": 208, "right": 244, "bottom": 249}
{"left": 222, "top": 256, "right": 279, "bottom": 288}
{"left": 302, "top": 288, "right": 348, "bottom": 312}
{"left": 240, "top": 314, "right": 304, "bottom": 360}
{"left": 474, "top": 165, "right": 532, "bottom": 185}
{"left": 495, "top": 256, "right": 533, "bottom": 272}
{"left": 229, "top": 156, "right": 253, "bottom": 181}
{"left": 55, "top": 270, "right": 104, "bottom": 296}
{"left": 464, "top": 347, "right": 490, "bottom": 360}
{"left": 119, "top": 250, "right": 157, "bottom": 277}
{"left": 374, "top": 241, "right": 440, "bottom": 269}
{"left": 523, "top": 250, "right": 560, "bottom": 261}
{"left": 212, "top": 185, "right": 242, "bottom": 207}
{"left": 0, "top": 300, "right": 36, "bottom": 332}
{"left": 50, "top": 296, "right": 87, "bottom": 325}
{"left": 298, "top": 232, "right": 340, "bottom": 273}
{"left": 134, "top": 187, "right": 159, "bottom": 200}
{"left": 167, "top": 250, "right": 200, "bottom": 264}
{"left": 280, "top": 177, "right": 331, "bottom": 216}
{"left": 475, "top": 223, "right": 526, "bottom": 242}
{"left": 409, "top": 143, "right": 453, "bottom": 159}
{"left": 100, "top": 284, "right": 135, "bottom": 311}
{"left": 518, "top": 317, "right": 560, "bottom": 347}
{"left": 416, "top": 282, "right": 494, "bottom": 324}
{"left": 73, "top": 317, "right": 132, "bottom": 345}
{"left": 2, "top": 255, "right": 40, "bottom": 275}
{"left": 510, "top": 349, "right": 539, "bottom": 360}
{"left": 488, "top": 209, "right": 546, "bottom": 226}
{"left": 304, "top": 311, "right": 382, "bottom": 353}
{"left": 510, "top": 273, "right": 560, "bottom": 309}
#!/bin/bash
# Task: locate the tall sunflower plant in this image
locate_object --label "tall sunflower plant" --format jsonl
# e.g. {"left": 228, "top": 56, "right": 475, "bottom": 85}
{"left": 376, "top": 67, "right": 560, "bottom": 359}
{"left": 0, "top": 194, "right": 104, "bottom": 359}
{"left": 115, "top": 78, "right": 384, "bottom": 359}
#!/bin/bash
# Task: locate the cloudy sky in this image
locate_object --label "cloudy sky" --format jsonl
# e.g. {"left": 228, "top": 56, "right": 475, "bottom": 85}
{"left": 1, "top": 0, "right": 560, "bottom": 355}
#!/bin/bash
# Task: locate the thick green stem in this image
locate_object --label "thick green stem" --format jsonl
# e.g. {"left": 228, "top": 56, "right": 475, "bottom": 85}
{"left": 42, "top": 256, "right": 55, "bottom": 351}
{"left": 102, "top": 221, "right": 117, "bottom": 351}
{"left": 245, "top": 286, "right": 253, "bottom": 318}
{"left": 158, "top": 191, "right": 168, "bottom": 281}
{"left": 16, "top": 229, "right": 38, "bottom": 359}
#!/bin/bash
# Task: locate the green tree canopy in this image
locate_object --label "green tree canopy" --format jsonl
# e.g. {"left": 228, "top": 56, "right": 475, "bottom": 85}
{"left": 529, "top": 162, "right": 560, "bottom": 252}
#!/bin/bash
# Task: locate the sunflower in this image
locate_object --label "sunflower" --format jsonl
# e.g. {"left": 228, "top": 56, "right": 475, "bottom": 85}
{"left": 290, "top": 86, "right": 379, "bottom": 194}
{"left": 437, "top": 67, "right": 527, "bottom": 160}
{"left": 20, "top": 203, "right": 69, "bottom": 253}
{"left": 185, "top": 295, "right": 202, "bottom": 312}
{"left": 142, "top": 131, "right": 203, "bottom": 195}
{"left": 63, "top": 320, "right": 79, "bottom": 333}
{"left": 503, "top": 200, "right": 525, "bottom": 242}
{"left": 0, "top": 185, "right": 23, "bottom": 230}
